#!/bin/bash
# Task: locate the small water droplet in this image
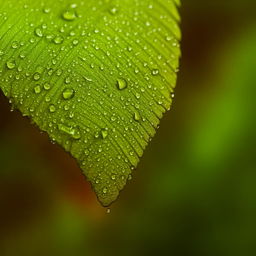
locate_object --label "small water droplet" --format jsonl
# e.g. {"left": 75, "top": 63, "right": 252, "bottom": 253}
{"left": 109, "top": 7, "right": 118, "bottom": 15}
{"left": 134, "top": 111, "right": 141, "bottom": 121}
{"left": 62, "top": 10, "right": 77, "bottom": 21}
{"left": 103, "top": 187, "right": 108, "bottom": 194}
{"left": 49, "top": 104, "right": 56, "bottom": 112}
{"left": 35, "top": 27, "right": 43, "bottom": 37}
{"left": 53, "top": 36, "right": 64, "bottom": 44}
{"left": 62, "top": 88, "right": 75, "bottom": 100}
{"left": 6, "top": 60, "right": 16, "bottom": 69}
{"left": 33, "top": 72, "right": 41, "bottom": 81}
{"left": 58, "top": 124, "right": 81, "bottom": 139}
{"left": 152, "top": 69, "right": 159, "bottom": 76}
{"left": 101, "top": 129, "right": 108, "bottom": 139}
{"left": 44, "top": 83, "right": 51, "bottom": 90}
{"left": 117, "top": 78, "right": 127, "bottom": 90}
{"left": 11, "top": 41, "right": 19, "bottom": 49}
{"left": 34, "top": 85, "right": 41, "bottom": 94}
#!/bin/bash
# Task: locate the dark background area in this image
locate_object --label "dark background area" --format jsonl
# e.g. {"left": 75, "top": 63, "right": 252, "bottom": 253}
{"left": 1, "top": 1, "right": 256, "bottom": 255}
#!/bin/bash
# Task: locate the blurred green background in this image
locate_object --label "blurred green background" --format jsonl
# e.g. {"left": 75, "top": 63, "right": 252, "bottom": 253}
{"left": 1, "top": 1, "right": 256, "bottom": 255}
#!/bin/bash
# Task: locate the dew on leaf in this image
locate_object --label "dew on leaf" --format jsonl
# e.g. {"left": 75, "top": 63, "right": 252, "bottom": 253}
{"left": 6, "top": 60, "right": 16, "bottom": 69}
{"left": 33, "top": 73, "right": 41, "bottom": 81}
{"left": 117, "top": 78, "right": 127, "bottom": 90}
{"left": 49, "top": 104, "right": 56, "bottom": 112}
{"left": 11, "top": 41, "right": 19, "bottom": 49}
{"left": 152, "top": 69, "right": 159, "bottom": 76}
{"left": 134, "top": 111, "right": 141, "bottom": 121}
{"left": 62, "top": 10, "right": 77, "bottom": 21}
{"left": 58, "top": 124, "right": 81, "bottom": 139}
{"left": 44, "top": 83, "right": 51, "bottom": 90}
{"left": 101, "top": 129, "right": 108, "bottom": 139}
{"left": 53, "top": 36, "right": 64, "bottom": 44}
{"left": 62, "top": 88, "right": 75, "bottom": 100}
{"left": 34, "top": 85, "right": 41, "bottom": 94}
{"left": 35, "top": 27, "right": 43, "bottom": 37}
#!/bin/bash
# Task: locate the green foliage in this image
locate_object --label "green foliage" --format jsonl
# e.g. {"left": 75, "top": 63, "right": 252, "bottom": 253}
{"left": 0, "top": 0, "right": 180, "bottom": 206}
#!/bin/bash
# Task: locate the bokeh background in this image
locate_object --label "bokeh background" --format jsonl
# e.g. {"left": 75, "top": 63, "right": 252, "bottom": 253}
{"left": 1, "top": 1, "right": 256, "bottom": 255}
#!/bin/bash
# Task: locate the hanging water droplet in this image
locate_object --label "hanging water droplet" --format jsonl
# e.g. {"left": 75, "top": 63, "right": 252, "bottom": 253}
{"left": 117, "top": 78, "right": 127, "bottom": 90}
{"left": 62, "top": 88, "right": 75, "bottom": 100}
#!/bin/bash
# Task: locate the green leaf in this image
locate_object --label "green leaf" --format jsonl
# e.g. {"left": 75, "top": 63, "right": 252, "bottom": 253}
{"left": 0, "top": 0, "right": 181, "bottom": 206}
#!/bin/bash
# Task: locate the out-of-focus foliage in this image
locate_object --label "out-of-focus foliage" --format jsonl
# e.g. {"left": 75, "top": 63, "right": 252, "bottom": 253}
{"left": 0, "top": 1, "right": 256, "bottom": 255}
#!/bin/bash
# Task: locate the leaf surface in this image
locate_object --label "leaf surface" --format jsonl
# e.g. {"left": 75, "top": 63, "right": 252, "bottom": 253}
{"left": 0, "top": 0, "right": 181, "bottom": 206}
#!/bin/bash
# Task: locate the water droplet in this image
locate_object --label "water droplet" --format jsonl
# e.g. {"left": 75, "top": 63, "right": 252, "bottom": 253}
{"left": 11, "top": 41, "right": 19, "bottom": 49}
{"left": 33, "top": 72, "right": 41, "bottom": 81}
{"left": 35, "top": 27, "right": 43, "bottom": 37}
{"left": 43, "top": 7, "right": 51, "bottom": 14}
{"left": 65, "top": 77, "right": 71, "bottom": 84}
{"left": 62, "top": 88, "right": 75, "bottom": 100}
{"left": 117, "top": 78, "right": 127, "bottom": 90}
{"left": 44, "top": 83, "right": 51, "bottom": 90}
{"left": 103, "top": 187, "right": 108, "bottom": 194}
{"left": 62, "top": 10, "right": 77, "bottom": 21}
{"left": 135, "top": 93, "right": 141, "bottom": 99}
{"left": 6, "top": 60, "right": 16, "bottom": 69}
{"left": 58, "top": 124, "right": 81, "bottom": 139}
{"left": 72, "top": 39, "right": 79, "bottom": 46}
{"left": 106, "top": 208, "right": 111, "bottom": 214}
{"left": 134, "top": 111, "right": 141, "bottom": 121}
{"left": 152, "top": 69, "right": 159, "bottom": 76}
{"left": 53, "top": 36, "right": 64, "bottom": 44}
{"left": 49, "top": 104, "right": 56, "bottom": 112}
{"left": 109, "top": 7, "right": 118, "bottom": 15}
{"left": 34, "top": 85, "right": 41, "bottom": 94}
{"left": 101, "top": 129, "right": 108, "bottom": 139}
